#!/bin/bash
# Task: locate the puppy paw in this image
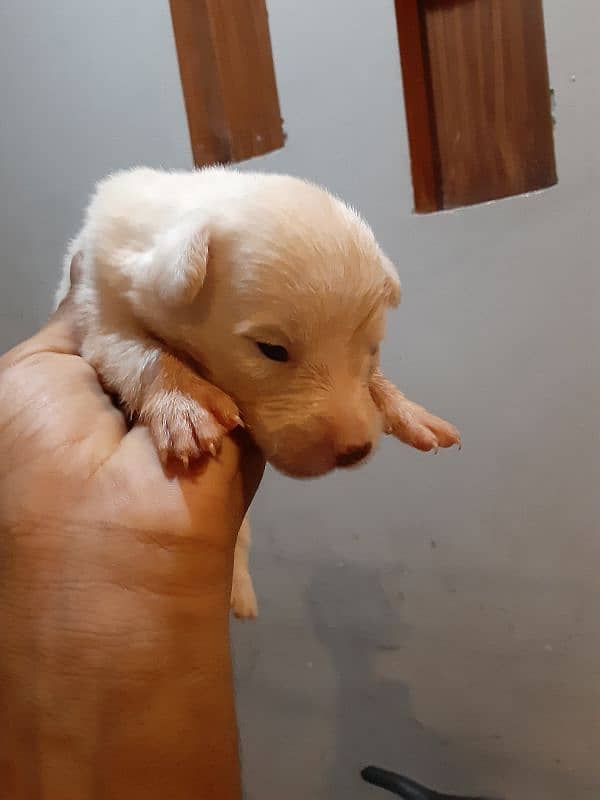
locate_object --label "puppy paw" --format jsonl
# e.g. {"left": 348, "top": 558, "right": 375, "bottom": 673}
{"left": 370, "top": 371, "right": 460, "bottom": 453}
{"left": 383, "top": 397, "right": 460, "bottom": 452}
{"left": 231, "top": 572, "right": 259, "bottom": 620}
{"left": 141, "top": 384, "right": 241, "bottom": 465}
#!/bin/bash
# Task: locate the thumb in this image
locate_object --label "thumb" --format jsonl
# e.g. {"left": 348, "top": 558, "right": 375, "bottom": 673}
{"left": 30, "top": 252, "right": 83, "bottom": 355}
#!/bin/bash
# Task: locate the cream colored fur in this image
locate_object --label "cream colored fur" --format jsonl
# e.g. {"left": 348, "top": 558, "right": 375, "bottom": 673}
{"left": 58, "top": 167, "right": 459, "bottom": 618}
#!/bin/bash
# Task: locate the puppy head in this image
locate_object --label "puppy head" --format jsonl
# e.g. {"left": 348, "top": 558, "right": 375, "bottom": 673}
{"left": 164, "top": 174, "right": 400, "bottom": 477}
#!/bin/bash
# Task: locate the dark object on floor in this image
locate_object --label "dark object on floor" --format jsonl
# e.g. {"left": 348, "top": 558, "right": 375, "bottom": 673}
{"left": 361, "top": 766, "right": 498, "bottom": 800}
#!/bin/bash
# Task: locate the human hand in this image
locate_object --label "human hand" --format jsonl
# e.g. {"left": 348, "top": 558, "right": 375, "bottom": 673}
{"left": 0, "top": 262, "right": 264, "bottom": 800}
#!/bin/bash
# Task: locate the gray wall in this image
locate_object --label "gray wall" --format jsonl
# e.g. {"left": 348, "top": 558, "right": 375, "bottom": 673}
{"left": 1, "top": 2, "right": 599, "bottom": 798}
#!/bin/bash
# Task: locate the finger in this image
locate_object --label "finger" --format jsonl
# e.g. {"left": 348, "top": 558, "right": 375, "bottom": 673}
{"left": 112, "top": 425, "right": 265, "bottom": 508}
{"left": 109, "top": 426, "right": 265, "bottom": 548}
{"left": 16, "top": 252, "right": 83, "bottom": 360}
{"left": 41, "top": 251, "right": 83, "bottom": 350}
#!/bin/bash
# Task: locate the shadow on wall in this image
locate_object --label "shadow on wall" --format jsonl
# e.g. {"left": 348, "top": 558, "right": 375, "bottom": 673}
{"left": 305, "top": 562, "right": 598, "bottom": 799}
{"left": 234, "top": 552, "right": 600, "bottom": 800}
{"left": 306, "top": 562, "right": 500, "bottom": 798}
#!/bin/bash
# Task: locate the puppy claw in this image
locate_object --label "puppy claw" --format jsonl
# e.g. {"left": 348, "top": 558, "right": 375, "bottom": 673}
{"left": 142, "top": 388, "right": 229, "bottom": 466}
{"left": 375, "top": 387, "right": 460, "bottom": 455}
{"left": 209, "top": 397, "right": 242, "bottom": 433}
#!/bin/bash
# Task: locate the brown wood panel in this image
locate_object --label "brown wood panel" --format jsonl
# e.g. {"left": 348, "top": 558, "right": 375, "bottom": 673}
{"left": 169, "top": 0, "right": 285, "bottom": 167}
{"left": 394, "top": 0, "right": 556, "bottom": 211}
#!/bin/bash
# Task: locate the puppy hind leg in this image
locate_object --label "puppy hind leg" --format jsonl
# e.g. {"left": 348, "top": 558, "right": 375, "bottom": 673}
{"left": 231, "top": 515, "right": 259, "bottom": 620}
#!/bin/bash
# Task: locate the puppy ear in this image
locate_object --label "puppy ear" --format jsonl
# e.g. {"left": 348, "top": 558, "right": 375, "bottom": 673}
{"left": 149, "top": 216, "right": 210, "bottom": 305}
{"left": 380, "top": 253, "right": 402, "bottom": 308}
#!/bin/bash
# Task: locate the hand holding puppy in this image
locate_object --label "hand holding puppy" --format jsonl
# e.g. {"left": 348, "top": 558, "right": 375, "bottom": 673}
{"left": 57, "top": 167, "right": 459, "bottom": 620}
{"left": 0, "top": 278, "right": 264, "bottom": 800}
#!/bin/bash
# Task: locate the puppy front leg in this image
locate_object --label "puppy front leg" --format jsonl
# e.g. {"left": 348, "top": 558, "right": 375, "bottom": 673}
{"left": 370, "top": 369, "right": 460, "bottom": 453}
{"left": 82, "top": 329, "right": 241, "bottom": 464}
{"left": 230, "top": 515, "right": 259, "bottom": 620}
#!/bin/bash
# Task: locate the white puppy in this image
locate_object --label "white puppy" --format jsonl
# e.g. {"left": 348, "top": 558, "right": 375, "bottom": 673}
{"left": 57, "top": 167, "right": 460, "bottom": 618}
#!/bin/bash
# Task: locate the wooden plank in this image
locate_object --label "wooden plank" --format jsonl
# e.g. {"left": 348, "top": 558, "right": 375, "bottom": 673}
{"left": 394, "top": 0, "right": 557, "bottom": 211}
{"left": 424, "top": 0, "right": 557, "bottom": 208}
{"left": 169, "top": 0, "right": 285, "bottom": 167}
{"left": 394, "top": 0, "right": 442, "bottom": 213}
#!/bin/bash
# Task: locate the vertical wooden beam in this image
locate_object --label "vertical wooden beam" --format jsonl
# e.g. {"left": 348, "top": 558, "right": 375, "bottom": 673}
{"left": 394, "top": 0, "right": 442, "bottom": 213}
{"left": 169, "top": 0, "right": 285, "bottom": 167}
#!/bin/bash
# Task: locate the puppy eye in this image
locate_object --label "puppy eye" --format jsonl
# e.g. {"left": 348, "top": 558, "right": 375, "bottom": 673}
{"left": 256, "top": 342, "right": 289, "bottom": 363}
{"left": 370, "top": 344, "right": 380, "bottom": 357}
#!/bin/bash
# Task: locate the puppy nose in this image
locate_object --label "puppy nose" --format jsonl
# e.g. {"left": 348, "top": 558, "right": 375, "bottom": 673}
{"left": 335, "top": 442, "right": 372, "bottom": 468}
